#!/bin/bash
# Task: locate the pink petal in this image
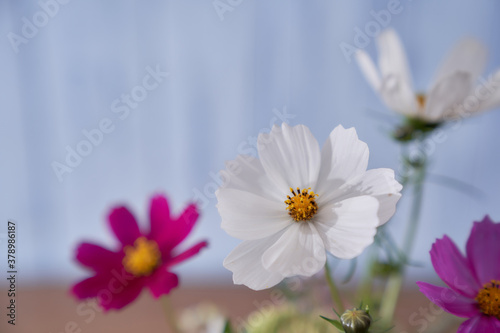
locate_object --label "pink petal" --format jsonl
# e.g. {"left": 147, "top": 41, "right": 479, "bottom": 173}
{"left": 75, "top": 243, "right": 123, "bottom": 273}
{"left": 148, "top": 194, "right": 172, "bottom": 242}
{"left": 167, "top": 241, "right": 208, "bottom": 268}
{"left": 71, "top": 274, "right": 110, "bottom": 299}
{"left": 466, "top": 216, "right": 500, "bottom": 285}
{"left": 458, "top": 317, "right": 480, "bottom": 333}
{"left": 416, "top": 282, "right": 480, "bottom": 318}
{"left": 108, "top": 206, "right": 141, "bottom": 246}
{"left": 431, "top": 235, "right": 480, "bottom": 298}
{"left": 173, "top": 204, "right": 199, "bottom": 246}
{"left": 100, "top": 279, "right": 144, "bottom": 311}
{"left": 72, "top": 269, "right": 145, "bottom": 311}
{"left": 458, "top": 315, "right": 500, "bottom": 333}
{"left": 146, "top": 270, "right": 179, "bottom": 299}
{"left": 156, "top": 204, "right": 200, "bottom": 253}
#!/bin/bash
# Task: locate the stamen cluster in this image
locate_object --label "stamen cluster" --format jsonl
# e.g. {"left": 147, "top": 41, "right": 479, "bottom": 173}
{"left": 285, "top": 187, "right": 318, "bottom": 222}
{"left": 476, "top": 280, "right": 500, "bottom": 319}
{"left": 123, "top": 237, "right": 161, "bottom": 277}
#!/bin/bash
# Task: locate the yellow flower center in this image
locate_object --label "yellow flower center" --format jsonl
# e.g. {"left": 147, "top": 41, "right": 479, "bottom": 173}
{"left": 416, "top": 93, "right": 426, "bottom": 109}
{"left": 122, "top": 237, "right": 161, "bottom": 277}
{"left": 476, "top": 280, "right": 500, "bottom": 319}
{"left": 284, "top": 187, "right": 319, "bottom": 222}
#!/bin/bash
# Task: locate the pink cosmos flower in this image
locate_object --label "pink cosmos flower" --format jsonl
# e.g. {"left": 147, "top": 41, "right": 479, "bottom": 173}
{"left": 71, "top": 194, "right": 208, "bottom": 311}
{"left": 417, "top": 216, "right": 500, "bottom": 332}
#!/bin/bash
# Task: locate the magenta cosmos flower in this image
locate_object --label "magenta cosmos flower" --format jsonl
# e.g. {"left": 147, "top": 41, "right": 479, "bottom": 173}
{"left": 417, "top": 216, "right": 500, "bottom": 332}
{"left": 71, "top": 194, "right": 208, "bottom": 311}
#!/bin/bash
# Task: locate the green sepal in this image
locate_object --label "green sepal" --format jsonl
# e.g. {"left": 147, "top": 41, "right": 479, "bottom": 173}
{"left": 392, "top": 116, "right": 442, "bottom": 142}
{"left": 320, "top": 316, "right": 344, "bottom": 331}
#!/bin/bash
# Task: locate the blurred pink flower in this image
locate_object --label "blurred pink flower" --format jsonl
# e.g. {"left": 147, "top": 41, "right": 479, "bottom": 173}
{"left": 417, "top": 216, "right": 500, "bottom": 332}
{"left": 71, "top": 194, "right": 208, "bottom": 311}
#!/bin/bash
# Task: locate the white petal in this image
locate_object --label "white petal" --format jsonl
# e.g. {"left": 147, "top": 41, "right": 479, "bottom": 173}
{"left": 425, "top": 71, "right": 472, "bottom": 121}
{"left": 431, "top": 38, "right": 487, "bottom": 89}
{"left": 258, "top": 123, "right": 321, "bottom": 192}
{"left": 477, "top": 69, "right": 500, "bottom": 112}
{"left": 219, "top": 154, "right": 282, "bottom": 201}
{"left": 262, "top": 222, "right": 326, "bottom": 278}
{"left": 217, "top": 188, "right": 291, "bottom": 240}
{"left": 325, "top": 168, "right": 402, "bottom": 225}
{"left": 379, "top": 74, "right": 417, "bottom": 116}
{"left": 355, "top": 49, "right": 382, "bottom": 91}
{"left": 376, "top": 29, "right": 416, "bottom": 114}
{"left": 352, "top": 168, "right": 403, "bottom": 225}
{"left": 372, "top": 193, "right": 402, "bottom": 226}
{"left": 347, "top": 168, "right": 402, "bottom": 196}
{"left": 315, "top": 125, "right": 368, "bottom": 202}
{"left": 223, "top": 235, "right": 284, "bottom": 291}
{"left": 377, "top": 29, "right": 413, "bottom": 89}
{"left": 315, "top": 196, "right": 379, "bottom": 259}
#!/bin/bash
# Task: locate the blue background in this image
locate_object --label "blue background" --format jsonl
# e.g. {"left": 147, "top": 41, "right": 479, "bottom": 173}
{"left": 1, "top": 0, "right": 499, "bottom": 287}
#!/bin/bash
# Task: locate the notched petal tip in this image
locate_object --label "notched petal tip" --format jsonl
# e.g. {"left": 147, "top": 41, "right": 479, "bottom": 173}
{"left": 430, "top": 234, "right": 457, "bottom": 263}
{"left": 74, "top": 242, "right": 99, "bottom": 265}
{"left": 331, "top": 124, "right": 353, "bottom": 135}
{"left": 150, "top": 193, "right": 169, "bottom": 204}
{"left": 179, "top": 203, "right": 199, "bottom": 222}
{"left": 378, "top": 27, "right": 397, "bottom": 40}
{"left": 477, "top": 214, "right": 496, "bottom": 225}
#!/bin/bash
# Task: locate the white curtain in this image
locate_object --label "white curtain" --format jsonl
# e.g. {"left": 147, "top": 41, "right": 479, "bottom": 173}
{"left": 1, "top": 0, "right": 500, "bottom": 285}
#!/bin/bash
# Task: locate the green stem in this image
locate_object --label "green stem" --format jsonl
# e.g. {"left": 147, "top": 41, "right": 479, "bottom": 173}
{"left": 161, "top": 295, "right": 180, "bottom": 333}
{"left": 402, "top": 161, "right": 426, "bottom": 256}
{"left": 355, "top": 252, "right": 375, "bottom": 307}
{"left": 379, "top": 142, "right": 427, "bottom": 324}
{"left": 378, "top": 272, "right": 403, "bottom": 324}
{"left": 324, "top": 260, "right": 345, "bottom": 314}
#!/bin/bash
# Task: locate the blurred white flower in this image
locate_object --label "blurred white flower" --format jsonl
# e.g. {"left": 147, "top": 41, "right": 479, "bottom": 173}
{"left": 178, "top": 303, "right": 226, "bottom": 333}
{"left": 244, "top": 305, "right": 332, "bottom": 333}
{"left": 356, "top": 28, "right": 500, "bottom": 123}
{"left": 217, "top": 123, "right": 402, "bottom": 290}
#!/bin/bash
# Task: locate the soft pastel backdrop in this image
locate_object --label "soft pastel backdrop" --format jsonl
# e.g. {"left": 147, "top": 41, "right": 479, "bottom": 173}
{"left": 1, "top": 0, "right": 500, "bottom": 288}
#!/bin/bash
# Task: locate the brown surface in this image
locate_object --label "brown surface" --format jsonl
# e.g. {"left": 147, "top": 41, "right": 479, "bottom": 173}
{"left": 0, "top": 286, "right": 462, "bottom": 333}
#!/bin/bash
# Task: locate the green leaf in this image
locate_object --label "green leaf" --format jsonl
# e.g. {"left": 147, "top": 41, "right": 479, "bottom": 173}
{"left": 320, "top": 316, "right": 344, "bottom": 331}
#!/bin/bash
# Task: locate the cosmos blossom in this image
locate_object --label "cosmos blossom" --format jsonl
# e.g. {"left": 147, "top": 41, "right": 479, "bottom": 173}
{"left": 72, "top": 194, "right": 208, "bottom": 310}
{"left": 217, "top": 123, "right": 402, "bottom": 290}
{"left": 417, "top": 216, "right": 500, "bottom": 332}
{"left": 356, "top": 28, "right": 500, "bottom": 123}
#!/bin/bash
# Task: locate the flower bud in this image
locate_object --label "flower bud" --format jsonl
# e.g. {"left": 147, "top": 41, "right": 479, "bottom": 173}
{"left": 340, "top": 307, "right": 371, "bottom": 333}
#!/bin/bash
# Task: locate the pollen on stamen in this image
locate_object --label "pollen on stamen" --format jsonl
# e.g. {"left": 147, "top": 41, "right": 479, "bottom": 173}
{"left": 476, "top": 279, "right": 500, "bottom": 319}
{"left": 284, "top": 187, "right": 319, "bottom": 222}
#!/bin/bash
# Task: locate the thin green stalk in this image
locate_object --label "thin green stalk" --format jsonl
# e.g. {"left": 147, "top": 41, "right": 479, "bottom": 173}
{"left": 161, "top": 295, "right": 180, "bottom": 333}
{"left": 379, "top": 142, "right": 427, "bottom": 324}
{"left": 355, "top": 251, "right": 376, "bottom": 308}
{"left": 378, "top": 272, "right": 403, "bottom": 324}
{"left": 402, "top": 162, "right": 426, "bottom": 256}
{"left": 324, "top": 260, "right": 345, "bottom": 314}
{"left": 355, "top": 143, "right": 413, "bottom": 315}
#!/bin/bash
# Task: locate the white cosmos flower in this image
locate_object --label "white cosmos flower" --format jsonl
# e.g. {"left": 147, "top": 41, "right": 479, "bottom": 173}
{"left": 356, "top": 28, "right": 500, "bottom": 122}
{"left": 216, "top": 123, "right": 402, "bottom": 290}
